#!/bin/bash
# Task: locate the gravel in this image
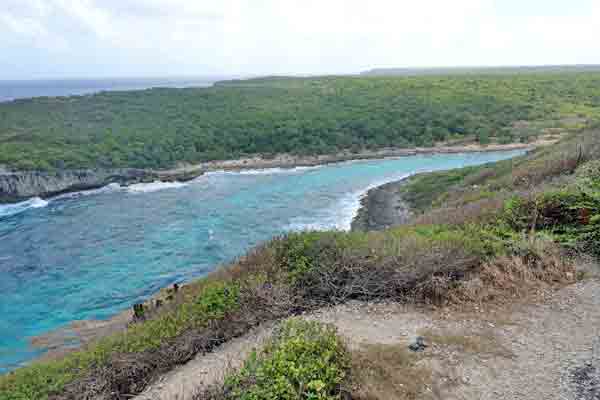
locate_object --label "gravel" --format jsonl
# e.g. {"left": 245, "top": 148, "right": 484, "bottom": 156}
{"left": 134, "top": 278, "right": 600, "bottom": 400}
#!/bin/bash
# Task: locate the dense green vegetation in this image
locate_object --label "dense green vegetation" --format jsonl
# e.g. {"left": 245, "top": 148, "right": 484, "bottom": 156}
{"left": 217, "top": 320, "right": 349, "bottom": 400}
{"left": 1, "top": 128, "right": 598, "bottom": 399}
{"left": 362, "top": 65, "right": 600, "bottom": 76}
{"left": 1, "top": 73, "right": 600, "bottom": 170}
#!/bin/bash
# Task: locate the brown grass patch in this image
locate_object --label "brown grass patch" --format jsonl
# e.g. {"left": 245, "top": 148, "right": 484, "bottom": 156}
{"left": 418, "top": 328, "right": 513, "bottom": 359}
{"left": 350, "top": 344, "right": 431, "bottom": 400}
{"left": 412, "top": 197, "right": 507, "bottom": 226}
{"left": 293, "top": 233, "right": 482, "bottom": 307}
{"left": 412, "top": 239, "right": 577, "bottom": 307}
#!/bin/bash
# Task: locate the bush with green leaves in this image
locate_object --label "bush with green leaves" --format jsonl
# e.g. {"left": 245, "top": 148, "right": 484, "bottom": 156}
{"left": 223, "top": 319, "right": 350, "bottom": 400}
{"left": 575, "top": 160, "right": 600, "bottom": 194}
{"left": 502, "top": 186, "right": 600, "bottom": 256}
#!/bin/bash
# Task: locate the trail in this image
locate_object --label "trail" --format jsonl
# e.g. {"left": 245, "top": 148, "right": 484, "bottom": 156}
{"left": 133, "top": 278, "right": 600, "bottom": 400}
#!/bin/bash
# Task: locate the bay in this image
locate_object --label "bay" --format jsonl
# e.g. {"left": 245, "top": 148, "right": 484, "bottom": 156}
{"left": 0, "top": 150, "right": 523, "bottom": 372}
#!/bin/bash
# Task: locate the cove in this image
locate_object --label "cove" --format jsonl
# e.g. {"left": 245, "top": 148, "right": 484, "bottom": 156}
{"left": 0, "top": 150, "right": 524, "bottom": 372}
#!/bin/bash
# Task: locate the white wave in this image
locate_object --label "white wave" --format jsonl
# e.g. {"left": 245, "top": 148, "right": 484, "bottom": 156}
{"left": 285, "top": 172, "right": 414, "bottom": 233}
{"left": 206, "top": 165, "right": 322, "bottom": 177}
{"left": 0, "top": 197, "right": 49, "bottom": 218}
{"left": 238, "top": 168, "right": 287, "bottom": 175}
{"left": 126, "top": 180, "right": 188, "bottom": 194}
{"left": 0, "top": 180, "right": 190, "bottom": 219}
{"left": 285, "top": 220, "right": 335, "bottom": 232}
{"left": 52, "top": 183, "right": 123, "bottom": 201}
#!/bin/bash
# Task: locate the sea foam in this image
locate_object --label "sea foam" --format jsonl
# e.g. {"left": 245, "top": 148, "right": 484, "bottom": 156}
{"left": 285, "top": 172, "right": 413, "bottom": 232}
{"left": 0, "top": 179, "right": 190, "bottom": 219}
{"left": 0, "top": 197, "right": 49, "bottom": 219}
{"left": 126, "top": 181, "right": 188, "bottom": 193}
{"left": 206, "top": 165, "right": 322, "bottom": 177}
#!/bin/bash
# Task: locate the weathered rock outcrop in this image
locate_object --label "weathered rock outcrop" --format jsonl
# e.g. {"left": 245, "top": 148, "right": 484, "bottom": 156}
{"left": 0, "top": 168, "right": 202, "bottom": 203}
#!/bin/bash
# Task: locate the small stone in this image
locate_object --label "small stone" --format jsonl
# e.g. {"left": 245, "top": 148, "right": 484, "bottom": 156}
{"left": 409, "top": 336, "right": 428, "bottom": 352}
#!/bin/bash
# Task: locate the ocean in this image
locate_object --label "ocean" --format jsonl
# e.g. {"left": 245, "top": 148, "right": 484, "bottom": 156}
{"left": 0, "top": 150, "right": 524, "bottom": 372}
{"left": 0, "top": 77, "right": 224, "bottom": 103}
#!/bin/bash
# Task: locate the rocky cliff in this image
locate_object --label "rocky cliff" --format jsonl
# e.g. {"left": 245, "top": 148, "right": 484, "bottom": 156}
{"left": 0, "top": 168, "right": 202, "bottom": 203}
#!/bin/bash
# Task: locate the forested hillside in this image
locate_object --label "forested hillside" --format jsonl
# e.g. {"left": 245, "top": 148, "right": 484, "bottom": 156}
{"left": 1, "top": 73, "right": 600, "bottom": 171}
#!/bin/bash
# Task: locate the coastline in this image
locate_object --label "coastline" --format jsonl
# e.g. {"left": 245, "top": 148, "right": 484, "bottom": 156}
{"left": 27, "top": 166, "right": 415, "bottom": 364}
{"left": 0, "top": 141, "right": 539, "bottom": 205}
{"left": 351, "top": 178, "right": 413, "bottom": 231}
{"left": 190, "top": 142, "right": 536, "bottom": 172}
{"left": 12, "top": 141, "right": 548, "bottom": 368}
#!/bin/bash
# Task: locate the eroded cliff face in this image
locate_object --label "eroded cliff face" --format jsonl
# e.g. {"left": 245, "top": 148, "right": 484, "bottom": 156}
{"left": 0, "top": 169, "right": 159, "bottom": 203}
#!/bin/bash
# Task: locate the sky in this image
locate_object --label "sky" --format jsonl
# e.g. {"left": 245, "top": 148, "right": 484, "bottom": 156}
{"left": 1, "top": 0, "right": 599, "bottom": 80}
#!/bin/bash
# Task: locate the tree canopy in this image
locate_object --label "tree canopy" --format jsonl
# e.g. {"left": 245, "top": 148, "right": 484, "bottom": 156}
{"left": 1, "top": 73, "right": 599, "bottom": 171}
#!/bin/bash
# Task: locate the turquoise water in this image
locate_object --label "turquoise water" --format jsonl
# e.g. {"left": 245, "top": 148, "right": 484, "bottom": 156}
{"left": 0, "top": 150, "right": 523, "bottom": 372}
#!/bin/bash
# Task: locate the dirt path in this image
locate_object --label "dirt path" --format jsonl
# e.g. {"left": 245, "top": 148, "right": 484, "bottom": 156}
{"left": 309, "top": 279, "right": 600, "bottom": 400}
{"left": 133, "top": 322, "right": 276, "bottom": 400}
{"left": 134, "top": 279, "right": 600, "bottom": 400}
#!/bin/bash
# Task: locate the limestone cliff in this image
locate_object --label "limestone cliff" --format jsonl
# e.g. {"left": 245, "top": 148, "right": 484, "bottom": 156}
{"left": 0, "top": 168, "right": 202, "bottom": 203}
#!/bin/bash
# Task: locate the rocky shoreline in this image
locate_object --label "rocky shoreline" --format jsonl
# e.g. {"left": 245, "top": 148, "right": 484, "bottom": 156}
{"left": 0, "top": 167, "right": 204, "bottom": 204}
{"left": 0, "top": 142, "right": 537, "bottom": 204}
{"left": 351, "top": 179, "right": 414, "bottom": 231}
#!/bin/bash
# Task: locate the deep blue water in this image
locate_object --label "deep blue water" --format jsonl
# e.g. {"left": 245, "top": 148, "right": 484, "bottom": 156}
{"left": 0, "top": 150, "right": 524, "bottom": 372}
{"left": 0, "top": 77, "right": 225, "bottom": 103}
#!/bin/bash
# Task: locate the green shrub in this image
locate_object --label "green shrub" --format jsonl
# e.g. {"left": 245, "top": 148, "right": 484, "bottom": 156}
{"left": 575, "top": 160, "right": 600, "bottom": 194}
{"left": 399, "top": 166, "right": 482, "bottom": 211}
{"left": 223, "top": 319, "right": 350, "bottom": 400}
{"left": 577, "top": 228, "right": 600, "bottom": 257}
{"left": 190, "top": 282, "right": 240, "bottom": 321}
{"left": 275, "top": 232, "right": 334, "bottom": 283}
{"left": 392, "top": 223, "right": 508, "bottom": 257}
{"left": 504, "top": 190, "right": 600, "bottom": 230}
{"left": 502, "top": 187, "right": 600, "bottom": 256}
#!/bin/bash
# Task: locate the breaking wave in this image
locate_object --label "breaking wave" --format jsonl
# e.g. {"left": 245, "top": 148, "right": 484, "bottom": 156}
{"left": 0, "top": 180, "right": 190, "bottom": 219}
{"left": 0, "top": 197, "right": 49, "bottom": 219}
{"left": 126, "top": 181, "right": 188, "bottom": 193}
{"left": 206, "top": 165, "right": 322, "bottom": 177}
{"left": 285, "top": 172, "right": 413, "bottom": 232}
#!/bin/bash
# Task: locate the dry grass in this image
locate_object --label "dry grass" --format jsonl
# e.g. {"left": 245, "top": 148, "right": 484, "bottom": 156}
{"left": 447, "top": 240, "right": 575, "bottom": 306}
{"left": 418, "top": 328, "right": 513, "bottom": 359}
{"left": 410, "top": 238, "right": 577, "bottom": 307}
{"left": 292, "top": 232, "right": 483, "bottom": 307}
{"left": 350, "top": 344, "right": 431, "bottom": 400}
{"left": 412, "top": 197, "right": 507, "bottom": 226}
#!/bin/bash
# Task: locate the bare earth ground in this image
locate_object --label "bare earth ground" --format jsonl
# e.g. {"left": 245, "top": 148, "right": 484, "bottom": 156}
{"left": 133, "top": 276, "right": 600, "bottom": 400}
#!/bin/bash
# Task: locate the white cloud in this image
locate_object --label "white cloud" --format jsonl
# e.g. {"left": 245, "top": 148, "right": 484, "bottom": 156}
{"left": 0, "top": 0, "right": 598, "bottom": 79}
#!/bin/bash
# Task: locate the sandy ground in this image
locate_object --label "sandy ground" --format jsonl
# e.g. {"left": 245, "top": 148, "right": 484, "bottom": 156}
{"left": 132, "top": 275, "right": 600, "bottom": 400}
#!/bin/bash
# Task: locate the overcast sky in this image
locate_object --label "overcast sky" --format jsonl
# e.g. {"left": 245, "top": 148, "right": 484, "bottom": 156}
{"left": 1, "top": 0, "right": 599, "bottom": 80}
